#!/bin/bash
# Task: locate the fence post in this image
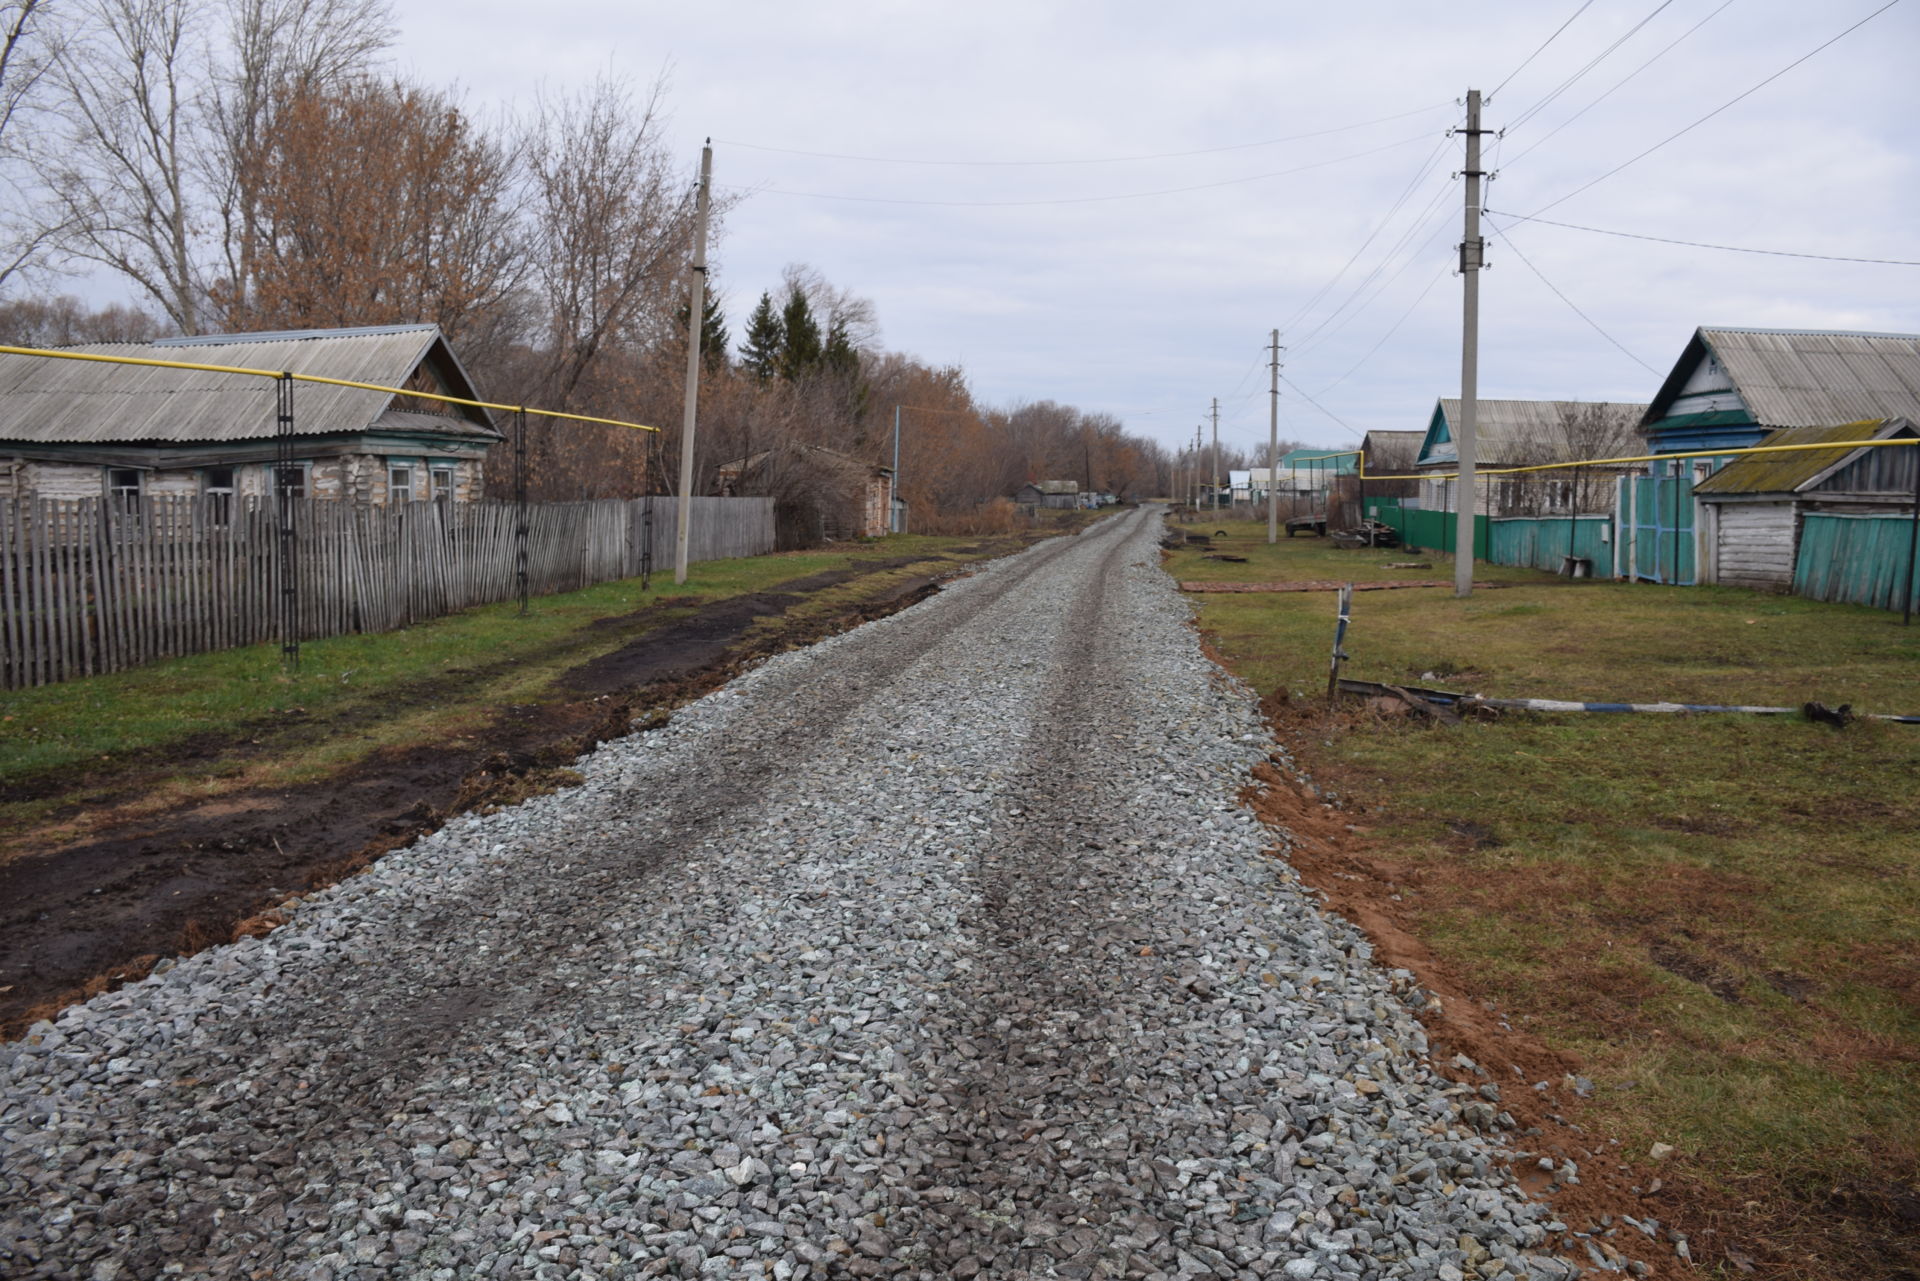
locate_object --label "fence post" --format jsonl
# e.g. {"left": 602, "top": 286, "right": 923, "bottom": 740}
{"left": 1904, "top": 445, "right": 1918, "bottom": 626}
{"left": 515, "top": 407, "right": 529, "bottom": 616}
{"left": 1327, "top": 583, "right": 1354, "bottom": 701}
{"left": 275, "top": 371, "right": 299, "bottom": 669}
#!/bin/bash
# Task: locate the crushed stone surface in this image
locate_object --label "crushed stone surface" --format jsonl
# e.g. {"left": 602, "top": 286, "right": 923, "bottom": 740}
{"left": 0, "top": 509, "right": 1576, "bottom": 1279}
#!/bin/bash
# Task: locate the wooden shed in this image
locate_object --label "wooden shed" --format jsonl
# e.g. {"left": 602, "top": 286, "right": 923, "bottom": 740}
{"left": 1693, "top": 418, "right": 1918, "bottom": 590}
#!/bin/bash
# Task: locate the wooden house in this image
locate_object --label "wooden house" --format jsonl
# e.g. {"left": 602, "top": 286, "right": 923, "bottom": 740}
{"left": 1640, "top": 327, "right": 1920, "bottom": 464}
{"left": 0, "top": 324, "right": 501, "bottom": 508}
{"left": 1691, "top": 417, "right": 1918, "bottom": 590}
{"left": 1414, "top": 397, "right": 1644, "bottom": 516}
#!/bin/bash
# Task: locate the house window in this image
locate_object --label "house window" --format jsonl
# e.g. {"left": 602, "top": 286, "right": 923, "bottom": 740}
{"left": 107, "top": 467, "right": 143, "bottom": 510}
{"left": 274, "top": 463, "right": 307, "bottom": 500}
{"left": 389, "top": 465, "right": 414, "bottom": 503}
{"left": 203, "top": 466, "right": 235, "bottom": 525}
{"left": 429, "top": 465, "right": 455, "bottom": 505}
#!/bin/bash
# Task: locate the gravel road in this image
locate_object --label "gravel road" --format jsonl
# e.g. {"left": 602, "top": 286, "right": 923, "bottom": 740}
{"left": 1, "top": 509, "right": 1577, "bottom": 1280}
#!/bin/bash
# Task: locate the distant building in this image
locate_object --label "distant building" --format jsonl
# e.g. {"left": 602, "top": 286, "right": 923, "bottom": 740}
{"left": 0, "top": 324, "right": 501, "bottom": 508}
{"left": 1013, "top": 479, "right": 1079, "bottom": 510}
{"left": 1414, "top": 398, "right": 1645, "bottom": 516}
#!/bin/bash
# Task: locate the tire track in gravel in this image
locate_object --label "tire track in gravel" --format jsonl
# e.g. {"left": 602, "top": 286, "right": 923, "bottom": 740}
{"left": 901, "top": 511, "right": 1206, "bottom": 1278}
{"left": 17, "top": 512, "right": 1152, "bottom": 1277}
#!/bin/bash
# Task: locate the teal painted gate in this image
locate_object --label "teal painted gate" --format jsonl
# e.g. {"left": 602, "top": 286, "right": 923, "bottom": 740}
{"left": 1627, "top": 475, "right": 1695, "bottom": 585}
{"left": 1487, "top": 516, "right": 1613, "bottom": 574}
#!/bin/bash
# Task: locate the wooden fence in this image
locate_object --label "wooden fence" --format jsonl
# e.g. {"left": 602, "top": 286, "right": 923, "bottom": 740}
{"left": 0, "top": 494, "right": 774, "bottom": 688}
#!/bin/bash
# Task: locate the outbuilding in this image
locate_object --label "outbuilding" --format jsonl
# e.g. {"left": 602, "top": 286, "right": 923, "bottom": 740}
{"left": 1691, "top": 417, "right": 1918, "bottom": 591}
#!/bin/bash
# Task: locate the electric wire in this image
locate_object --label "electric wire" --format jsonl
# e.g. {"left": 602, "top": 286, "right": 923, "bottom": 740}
{"left": 1502, "top": 0, "right": 1738, "bottom": 167}
{"left": 714, "top": 131, "right": 1435, "bottom": 207}
{"left": 1489, "top": 0, "right": 1597, "bottom": 102}
{"left": 1312, "top": 260, "right": 1453, "bottom": 398}
{"left": 1277, "top": 133, "right": 1453, "bottom": 336}
{"left": 1278, "top": 371, "right": 1364, "bottom": 439}
{"left": 1288, "top": 192, "right": 1459, "bottom": 360}
{"left": 1503, "top": 0, "right": 1675, "bottom": 134}
{"left": 1485, "top": 210, "right": 1920, "bottom": 266}
{"left": 713, "top": 101, "right": 1454, "bottom": 167}
{"left": 1521, "top": 0, "right": 1902, "bottom": 218}
{"left": 1485, "top": 219, "right": 1661, "bottom": 374}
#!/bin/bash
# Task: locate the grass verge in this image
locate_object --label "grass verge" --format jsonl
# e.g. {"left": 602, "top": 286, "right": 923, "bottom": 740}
{"left": 1170, "top": 516, "right": 1920, "bottom": 1278}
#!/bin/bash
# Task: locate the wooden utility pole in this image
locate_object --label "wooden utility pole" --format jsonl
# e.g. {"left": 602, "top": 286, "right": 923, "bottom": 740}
{"left": 1268, "top": 330, "right": 1282, "bottom": 543}
{"left": 1455, "top": 90, "right": 1488, "bottom": 598}
{"left": 674, "top": 141, "right": 713, "bottom": 585}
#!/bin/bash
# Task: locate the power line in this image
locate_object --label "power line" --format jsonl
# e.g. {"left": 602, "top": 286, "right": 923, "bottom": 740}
{"left": 715, "top": 131, "right": 1435, "bottom": 207}
{"left": 1522, "top": 0, "right": 1902, "bottom": 218}
{"left": 1278, "top": 372, "right": 1364, "bottom": 439}
{"left": 1278, "top": 134, "right": 1453, "bottom": 336}
{"left": 1312, "top": 261, "right": 1453, "bottom": 398}
{"left": 1504, "top": 0, "right": 1675, "bottom": 134}
{"left": 1503, "top": 0, "right": 1738, "bottom": 167}
{"left": 1485, "top": 219, "right": 1661, "bottom": 374}
{"left": 1487, "top": 210, "right": 1920, "bottom": 266}
{"left": 1289, "top": 193, "right": 1458, "bottom": 360}
{"left": 1489, "top": 0, "right": 1597, "bottom": 102}
{"left": 714, "top": 101, "right": 1454, "bottom": 167}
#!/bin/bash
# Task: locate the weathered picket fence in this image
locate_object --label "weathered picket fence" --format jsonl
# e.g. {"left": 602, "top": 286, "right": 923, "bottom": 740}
{"left": 0, "top": 494, "right": 774, "bottom": 688}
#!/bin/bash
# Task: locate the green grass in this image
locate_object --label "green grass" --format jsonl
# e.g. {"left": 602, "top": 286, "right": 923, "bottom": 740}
{"left": 1173, "top": 518, "right": 1920, "bottom": 1269}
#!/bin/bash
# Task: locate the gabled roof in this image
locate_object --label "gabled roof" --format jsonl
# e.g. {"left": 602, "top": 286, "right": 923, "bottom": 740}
{"left": 1034, "top": 479, "right": 1079, "bottom": 494}
{"left": 1418, "top": 398, "right": 1647, "bottom": 467}
{"left": 1693, "top": 418, "right": 1916, "bottom": 495}
{"left": 716, "top": 443, "right": 891, "bottom": 477}
{"left": 1643, "top": 327, "right": 1920, "bottom": 431}
{"left": 0, "top": 324, "right": 500, "bottom": 445}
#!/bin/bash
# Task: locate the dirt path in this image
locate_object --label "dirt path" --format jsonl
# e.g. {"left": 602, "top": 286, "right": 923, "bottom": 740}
{"left": 0, "top": 558, "right": 954, "bottom": 1038}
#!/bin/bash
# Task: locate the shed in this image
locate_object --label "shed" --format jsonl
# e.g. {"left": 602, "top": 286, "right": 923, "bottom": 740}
{"left": 0, "top": 324, "right": 501, "bottom": 508}
{"left": 1691, "top": 417, "right": 1918, "bottom": 590}
{"left": 1013, "top": 480, "right": 1079, "bottom": 510}
{"left": 714, "top": 443, "right": 893, "bottom": 543}
{"left": 1640, "top": 327, "right": 1920, "bottom": 458}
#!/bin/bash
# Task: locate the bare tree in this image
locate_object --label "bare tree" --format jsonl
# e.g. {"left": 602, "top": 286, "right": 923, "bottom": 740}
{"left": 519, "top": 72, "right": 701, "bottom": 412}
{"left": 0, "top": 0, "right": 63, "bottom": 292}
{"left": 1555, "top": 401, "right": 1639, "bottom": 515}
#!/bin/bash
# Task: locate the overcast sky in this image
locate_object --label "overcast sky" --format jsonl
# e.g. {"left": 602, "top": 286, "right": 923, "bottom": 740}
{"left": 391, "top": 0, "right": 1917, "bottom": 457}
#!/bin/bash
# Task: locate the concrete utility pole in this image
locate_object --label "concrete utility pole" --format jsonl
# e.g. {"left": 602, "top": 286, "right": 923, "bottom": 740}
{"left": 1267, "top": 329, "right": 1283, "bottom": 544}
{"left": 891, "top": 404, "right": 902, "bottom": 534}
{"left": 1210, "top": 398, "right": 1221, "bottom": 512}
{"left": 1454, "top": 90, "right": 1488, "bottom": 598}
{"left": 674, "top": 140, "right": 713, "bottom": 585}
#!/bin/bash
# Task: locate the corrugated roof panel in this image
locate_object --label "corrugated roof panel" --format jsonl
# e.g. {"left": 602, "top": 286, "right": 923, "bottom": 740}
{"left": 0, "top": 327, "right": 498, "bottom": 445}
{"left": 1424, "top": 398, "right": 1648, "bottom": 465}
{"left": 1699, "top": 328, "right": 1920, "bottom": 427}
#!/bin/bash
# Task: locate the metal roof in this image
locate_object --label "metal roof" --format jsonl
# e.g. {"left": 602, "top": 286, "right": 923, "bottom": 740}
{"left": 1693, "top": 418, "right": 1914, "bottom": 495}
{"left": 1420, "top": 398, "right": 1647, "bottom": 466}
{"left": 1644, "top": 327, "right": 1920, "bottom": 429}
{"left": 0, "top": 325, "right": 500, "bottom": 445}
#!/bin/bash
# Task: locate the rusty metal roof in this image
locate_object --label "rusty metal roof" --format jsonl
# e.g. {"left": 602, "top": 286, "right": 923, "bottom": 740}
{"left": 0, "top": 324, "right": 500, "bottom": 445}
{"left": 1693, "top": 418, "right": 1914, "bottom": 495}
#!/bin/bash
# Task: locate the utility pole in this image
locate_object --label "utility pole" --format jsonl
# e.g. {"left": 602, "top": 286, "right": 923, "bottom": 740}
{"left": 1268, "top": 330, "right": 1282, "bottom": 544}
{"left": 1455, "top": 90, "right": 1487, "bottom": 598}
{"left": 890, "top": 404, "right": 901, "bottom": 533}
{"left": 674, "top": 141, "right": 713, "bottom": 585}
{"left": 1210, "top": 398, "right": 1221, "bottom": 512}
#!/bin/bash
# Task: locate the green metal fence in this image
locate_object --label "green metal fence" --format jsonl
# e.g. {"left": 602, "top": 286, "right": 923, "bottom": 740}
{"left": 1365, "top": 501, "right": 1488, "bottom": 560}
{"left": 1794, "top": 513, "right": 1920, "bottom": 612}
{"left": 1487, "top": 516, "right": 1613, "bottom": 574}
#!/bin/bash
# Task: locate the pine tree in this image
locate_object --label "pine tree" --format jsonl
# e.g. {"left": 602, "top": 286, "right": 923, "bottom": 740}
{"left": 777, "top": 286, "right": 822, "bottom": 381}
{"left": 822, "top": 318, "right": 858, "bottom": 380}
{"left": 738, "top": 291, "right": 783, "bottom": 381}
{"left": 677, "top": 291, "right": 730, "bottom": 370}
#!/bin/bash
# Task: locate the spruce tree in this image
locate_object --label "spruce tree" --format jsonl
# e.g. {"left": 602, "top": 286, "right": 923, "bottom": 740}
{"left": 677, "top": 292, "right": 731, "bottom": 370}
{"left": 778, "top": 287, "right": 823, "bottom": 381}
{"left": 822, "top": 318, "right": 858, "bottom": 380}
{"left": 739, "top": 292, "right": 783, "bottom": 381}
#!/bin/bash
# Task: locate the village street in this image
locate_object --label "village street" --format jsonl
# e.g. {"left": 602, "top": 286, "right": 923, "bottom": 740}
{"left": 0, "top": 509, "right": 1571, "bottom": 1280}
